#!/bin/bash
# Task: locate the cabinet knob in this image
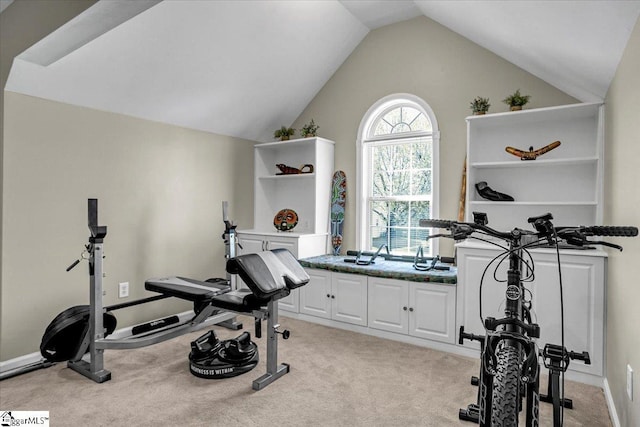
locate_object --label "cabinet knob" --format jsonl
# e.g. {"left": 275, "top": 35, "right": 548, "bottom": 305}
{"left": 403, "top": 306, "right": 408, "bottom": 311}
{"left": 409, "top": 307, "right": 414, "bottom": 312}
{"left": 331, "top": 295, "right": 335, "bottom": 299}
{"left": 326, "top": 294, "right": 331, "bottom": 298}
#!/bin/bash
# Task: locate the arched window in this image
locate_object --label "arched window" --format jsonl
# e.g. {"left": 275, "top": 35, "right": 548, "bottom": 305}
{"left": 356, "top": 94, "right": 440, "bottom": 256}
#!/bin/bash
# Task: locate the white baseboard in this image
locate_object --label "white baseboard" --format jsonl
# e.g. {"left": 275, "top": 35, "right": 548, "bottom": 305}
{"left": 0, "top": 351, "right": 44, "bottom": 374}
{"left": 604, "top": 378, "right": 621, "bottom": 427}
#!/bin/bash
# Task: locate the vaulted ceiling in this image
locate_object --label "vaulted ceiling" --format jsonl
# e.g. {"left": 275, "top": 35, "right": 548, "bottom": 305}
{"left": 4, "top": 0, "right": 640, "bottom": 142}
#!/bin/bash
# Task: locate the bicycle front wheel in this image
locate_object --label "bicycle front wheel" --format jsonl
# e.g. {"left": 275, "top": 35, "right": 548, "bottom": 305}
{"left": 491, "top": 345, "right": 520, "bottom": 426}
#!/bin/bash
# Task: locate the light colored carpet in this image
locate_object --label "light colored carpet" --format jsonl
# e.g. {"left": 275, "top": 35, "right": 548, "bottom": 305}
{"left": 0, "top": 316, "right": 612, "bottom": 426}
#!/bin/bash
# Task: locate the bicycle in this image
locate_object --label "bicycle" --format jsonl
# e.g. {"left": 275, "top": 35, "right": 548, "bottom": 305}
{"left": 420, "top": 212, "right": 637, "bottom": 426}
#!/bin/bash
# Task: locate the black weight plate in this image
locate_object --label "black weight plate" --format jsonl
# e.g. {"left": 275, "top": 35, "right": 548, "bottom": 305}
{"left": 40, "top": 306, "right": 117, "bottom": 362}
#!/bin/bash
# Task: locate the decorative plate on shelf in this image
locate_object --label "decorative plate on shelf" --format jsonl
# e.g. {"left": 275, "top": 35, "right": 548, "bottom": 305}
{"left": 273, "top": 209, "right": 298, "bottom": 231}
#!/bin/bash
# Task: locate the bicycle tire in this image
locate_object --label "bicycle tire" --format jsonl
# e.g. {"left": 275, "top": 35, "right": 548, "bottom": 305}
{"left": 491, "top": 345, "right": 520, "bottom": 426}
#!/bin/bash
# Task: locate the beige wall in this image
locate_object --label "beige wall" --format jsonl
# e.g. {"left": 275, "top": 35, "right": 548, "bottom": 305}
{"left": 292, "top": 16, "right": 577, "bottom": 256}
{"left": 0, "top": 0, "right": 99, "bottom": 361}
{"left": 604, "top": 17, "right": 640, "bottom": 427}
{"left": 1, "top": 92, "right": 254, "bottom": 360}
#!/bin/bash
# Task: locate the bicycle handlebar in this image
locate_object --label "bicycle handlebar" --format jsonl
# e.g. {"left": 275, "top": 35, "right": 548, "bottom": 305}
{"left": 575, "top": 225, "right": 638, "bottom": 237}
{"left": 420, "top": 214, "right": 638, "bottom": 249}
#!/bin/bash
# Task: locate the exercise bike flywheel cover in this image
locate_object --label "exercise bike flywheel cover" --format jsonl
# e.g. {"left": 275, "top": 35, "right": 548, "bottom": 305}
{"left": 40, "top": 305, "right": 117, "bottom": 362}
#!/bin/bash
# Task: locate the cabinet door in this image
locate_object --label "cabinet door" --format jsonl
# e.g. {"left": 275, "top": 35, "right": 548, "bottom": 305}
{"left": 238, "top": 234, "right": 267, "bottom": 254}
{"left": 409, "top": 282, "right": 456, "bottom": 344}
{"left": 527, "top": 254, "right": 605, "bottom": 376}
{"left": 299, "top": 268, "right": 331, "bottom": 319}
{"left": 368, "top": 277, "right": 409, "bottom": 334}
{"left": 332, "top": 273, "right": 367, "bottom": 326}
{"left": 265, "top": 235, "right": 298, "bottom": 256}
{"left": 457, "top": 247, "right": 507, "bottom": 349}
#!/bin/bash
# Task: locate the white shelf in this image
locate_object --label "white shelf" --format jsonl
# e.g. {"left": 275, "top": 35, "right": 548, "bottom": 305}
{"left": 257, "top": 173, "right": 316, "bottom": 180}
{"left": 465, "top": 102, "right": 604, "bottom": 228}
{"left": 471, "top": 157, "right": 598, "bottom": 169}
{"left": 470, "top": 201, "right": 597, "bottom": 206}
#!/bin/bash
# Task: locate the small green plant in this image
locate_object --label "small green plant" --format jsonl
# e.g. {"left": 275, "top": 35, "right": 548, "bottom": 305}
{"left": 274, "top": 126, "right": 296, "bottom": 141}
{"left": 300, "top": 119, "right": 320, "bottom": 138}
{"left": 503, "top": 89, "right": 531, "bottom": 110}
{"left": 470, "top": 96, "right": 491, "bottom": 114}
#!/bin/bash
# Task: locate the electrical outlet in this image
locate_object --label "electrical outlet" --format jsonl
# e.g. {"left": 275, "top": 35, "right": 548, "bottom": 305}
{"left": 118, "top": 282, "right": 129, "bottom": 298}
{"left": 627, "top": 364, "right": 634, "bottom": 401}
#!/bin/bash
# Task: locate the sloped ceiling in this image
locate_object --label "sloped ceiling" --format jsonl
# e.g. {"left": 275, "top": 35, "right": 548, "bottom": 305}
{"left": 4, "top": 0, "right": 640, "bottom": 142}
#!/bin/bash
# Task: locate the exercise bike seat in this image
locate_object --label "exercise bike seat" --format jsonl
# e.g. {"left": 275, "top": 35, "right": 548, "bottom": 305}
{"left": 144, "top": 276, "right": 230, "bottom": 303}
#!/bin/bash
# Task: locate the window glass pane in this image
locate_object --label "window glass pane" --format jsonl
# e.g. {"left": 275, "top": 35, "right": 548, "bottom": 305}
{"left": 389, "top": 201, "right": 409, "bottom": 226}
{"left": 373, "top": 120, "right": 392, "bottom": 136}
{"left": 412, "top": 113, "right": 431, "bottom": 131}
{"left": 411, "top": 170, "right": 431, "bottom": 195}
{"left": 370, "top": 201, "right": 388, "bottom": 226}
{"left": 410, "top": 228, "right": 430, "bottom": 252}
{"left": 392, "top": 171, "right": 410, "bottom": 196}
{"left": 372, "top": 172, "right": 388, "bottom": 197}
{"left": 402, "top": 106, "right": 420, "bottom": 125}
{"left": 410, "top": 201, "right": 431, "bottom": 227}
{"left": 370, "top": 200, "right": 388, "bottom": 250}
{"left": 411, "top": 141, "right": 431, "bottom": 169}
{"left": 388, "top": 227, "right": 408, "bottom": 253}
{"left": 383, "top": 107, "right": 402, "bottom": 127}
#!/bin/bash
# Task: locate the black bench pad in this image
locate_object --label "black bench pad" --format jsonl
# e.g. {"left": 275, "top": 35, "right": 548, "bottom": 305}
{"left": 226, "top": 248, "right": 310, "bottom": 299}
{"left": 208, "top": 289, "right": 275, "bottom": 313}
{"left": 145, "top": 277, "right": 229, "bottom": 303}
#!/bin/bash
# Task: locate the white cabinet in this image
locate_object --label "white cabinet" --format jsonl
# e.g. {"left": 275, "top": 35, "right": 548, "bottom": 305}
{"left": 235, "top": 137, "right": 335, "bottom": 313}
{"left": 300, "top": 269, "right": 368, "bottom": 326}
{"left": 465, "top": 103, "right": 604, "bottom": 230}
{"left": 368, "top": 277, "right": 456, "bottom": 344}
{"left": 456, "top": 243, "right": 606, "bottom": 377}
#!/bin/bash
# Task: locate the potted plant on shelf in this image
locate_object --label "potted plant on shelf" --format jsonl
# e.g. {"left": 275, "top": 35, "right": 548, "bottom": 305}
{"left": 300, "top": 119, "right": 320, "bottom": 138}
{"left": 274, "top": 126, "right": 296, "bottom": 141}
{"left": 470, "top": 96, "right": 491, "bottom": 115}
{"left": 502, "top": 89, "right": 531, "bottom": 111}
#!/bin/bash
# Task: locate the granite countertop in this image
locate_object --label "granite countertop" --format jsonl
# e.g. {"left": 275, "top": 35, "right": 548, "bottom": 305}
{"left": 299, "top": 254, "right": 457, "bottom": 285}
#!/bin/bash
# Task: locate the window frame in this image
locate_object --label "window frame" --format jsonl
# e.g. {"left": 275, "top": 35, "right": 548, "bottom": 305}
{"left": 356, "top": 94, "right": 440, "bottom": 255}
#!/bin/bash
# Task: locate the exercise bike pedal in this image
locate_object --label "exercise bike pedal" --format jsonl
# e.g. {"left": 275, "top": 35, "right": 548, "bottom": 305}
{"left": 458, "top": 403, "right": 480, "bottom": 423}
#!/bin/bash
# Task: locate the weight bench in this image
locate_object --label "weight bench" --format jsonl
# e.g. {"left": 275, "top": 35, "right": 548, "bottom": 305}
{"left": 146, "top": 248, "right": 310, "bottom": 389}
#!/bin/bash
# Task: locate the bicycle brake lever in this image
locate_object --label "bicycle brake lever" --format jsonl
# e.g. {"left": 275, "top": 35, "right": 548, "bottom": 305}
{"left": 425, "top": 233, "right": 452, "bottom": 240}
{"left": 587, "top": 240, "right": 623, "bottom": 251}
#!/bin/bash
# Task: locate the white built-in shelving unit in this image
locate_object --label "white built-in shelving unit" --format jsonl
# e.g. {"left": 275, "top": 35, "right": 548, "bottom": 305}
{"left": 465, "top": 102, "right": 604, "bottom": 229}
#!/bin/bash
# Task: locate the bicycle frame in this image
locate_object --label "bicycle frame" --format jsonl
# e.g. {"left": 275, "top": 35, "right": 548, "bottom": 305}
{"left": 478, "top": 232, "right": 540, "bottom": 427}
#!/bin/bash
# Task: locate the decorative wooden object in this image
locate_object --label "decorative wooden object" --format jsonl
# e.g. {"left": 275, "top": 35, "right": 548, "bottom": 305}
{"left": 505, "top": 140, "right": 561, "bottom": 160}
{"left": 275, "top": 164, "right": 314, "bottom": 175}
